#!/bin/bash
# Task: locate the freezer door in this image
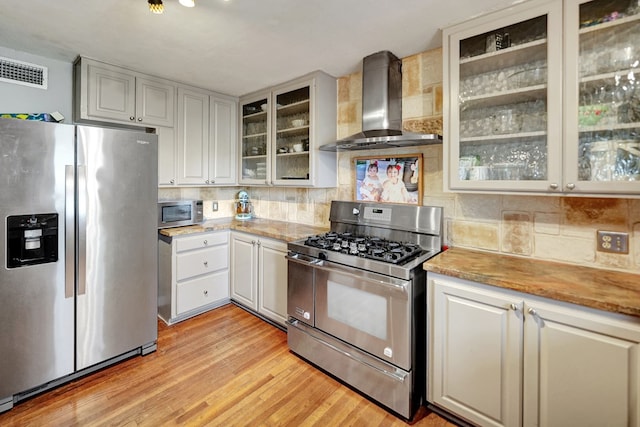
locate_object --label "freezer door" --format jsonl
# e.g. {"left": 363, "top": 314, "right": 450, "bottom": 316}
{"left": 0, "top": 119, "right": 75, "bottom": 400}
{"left": 76, "top": 126, "right": 158, "bottom": 370}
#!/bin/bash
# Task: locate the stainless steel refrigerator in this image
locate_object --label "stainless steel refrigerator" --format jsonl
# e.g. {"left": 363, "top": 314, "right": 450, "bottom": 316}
{"left": 0, "top": 118, "right": 158, "bottom": 412}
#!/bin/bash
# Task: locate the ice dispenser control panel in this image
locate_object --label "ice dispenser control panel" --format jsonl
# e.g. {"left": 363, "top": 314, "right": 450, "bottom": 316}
{"left": 7, "top": 214, "right": 58, "bottom": 268}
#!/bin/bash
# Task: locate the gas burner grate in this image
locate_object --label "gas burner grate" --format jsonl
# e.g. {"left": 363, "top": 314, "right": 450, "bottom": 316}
{"left": 304, "top": 232, "right": 424, "bottom": 265}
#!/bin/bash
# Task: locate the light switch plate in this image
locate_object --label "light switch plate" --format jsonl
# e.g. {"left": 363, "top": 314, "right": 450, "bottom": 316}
{"left": 211, "top": 201, "right": 218, "bottom": 212}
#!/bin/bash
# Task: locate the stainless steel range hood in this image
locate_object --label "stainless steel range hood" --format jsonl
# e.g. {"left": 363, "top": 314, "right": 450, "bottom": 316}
{"left": 320, "top": 50, "right": 442, "bottom": 152}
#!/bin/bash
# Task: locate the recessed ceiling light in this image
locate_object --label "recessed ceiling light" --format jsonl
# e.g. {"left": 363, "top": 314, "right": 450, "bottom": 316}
{"left": 179, "top": 0, "right": 195, "bottom": 7}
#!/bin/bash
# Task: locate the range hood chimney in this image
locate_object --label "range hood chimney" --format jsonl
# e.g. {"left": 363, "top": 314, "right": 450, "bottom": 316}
{"left": 320, "top": 50, "right": 442, "bottom": 152}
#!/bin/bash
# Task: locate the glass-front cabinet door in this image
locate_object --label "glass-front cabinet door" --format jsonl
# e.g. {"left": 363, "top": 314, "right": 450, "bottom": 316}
{"left": 565, "top": 0, "right": 640, "bottom": 193}
{"left": 445, "top": 0, "right": 563, "bottom": 192}
{"left": 272, "top": 84, "right": 311, "bottom": 184}
{"left": 239, "top": 71, "right": 336, "bottom": 187}
{"left": 239, "top": 94, "right": 269, "bottom": 184}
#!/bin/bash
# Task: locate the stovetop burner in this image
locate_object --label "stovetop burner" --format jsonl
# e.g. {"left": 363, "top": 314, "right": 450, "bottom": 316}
{"left": 304, "top": 231, "right": 424, "bottom": 265}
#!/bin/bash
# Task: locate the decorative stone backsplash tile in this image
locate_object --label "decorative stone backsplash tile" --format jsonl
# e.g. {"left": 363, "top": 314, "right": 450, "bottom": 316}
{"left": 456, "top": 194, "right": 502, "bottom": 221}
{"left": 533, "top": 212, "right": 561, "bottom": 235}
{"left": 450, "top": 220, "right": 499, "bottom": 251}
{"left": 403, "top": 91, "right": 434, "bottom": 119}
{"left": 403, "top": 117, "right": 443, "bottom": 135}
{"left": 402, "top": 54, "right": 421, "bottom": 98}
{"left": 562, "top": 197, "right": 628, "bottom": 228}
{"left": 596, "top": 251, "right": 631, "bottom": 270}
{"left": 501, "top": 211, "right": 531, "bottom": 255}
{"left": 633, "top": 223, "right": 640, "bottom": 267}
{"left": 419, "top": 48, "right": 443, "bottom": 87}
{"left": 338, "top": 102, "right": 358, "bottom": 128}
{"left": 534, "top": 234, "right": 595, "bottom": 264}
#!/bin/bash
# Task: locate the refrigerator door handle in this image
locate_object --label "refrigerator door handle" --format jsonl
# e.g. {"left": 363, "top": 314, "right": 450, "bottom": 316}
{"left": 65, "top": 165, "right": 74, "bottom": 299}
{"left": 77, "top": 164, "right": 87, "bottom": 296}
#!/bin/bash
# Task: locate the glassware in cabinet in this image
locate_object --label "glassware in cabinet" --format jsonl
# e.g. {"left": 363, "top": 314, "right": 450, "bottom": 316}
{"left": 273, "top": 86, "right": 311, "bottom": 181}
{"left": 570, "top": 0, "right": 640, "bottom": 187}
{"left": 240, "top": 98, "right": 269, "bottom": 182}
{"left": 445, "top": 0, "right": 564, "bottom": 191}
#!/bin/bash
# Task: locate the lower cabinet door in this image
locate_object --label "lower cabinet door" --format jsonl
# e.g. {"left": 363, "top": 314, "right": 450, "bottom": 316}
{"left": 429, "top": 275, "right": 523, "bottom": 427}
{"left": 230, "top": 233, "right": 258, "bottom": 311}
{"left": 258, "top": 238, "right": 288, "bottom": 326}
{"left": 177, "top": 270, "right": 229, "bottom": 314}
{"left": 523, "top": 298, "right": 640, "bottom": 427}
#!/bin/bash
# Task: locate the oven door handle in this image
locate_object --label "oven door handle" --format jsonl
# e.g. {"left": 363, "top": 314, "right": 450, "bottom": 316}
{"left": 286, "top": 253, "right": 324, "bottom": 266}
{"left": 314, "top": 260, "right": 409, "bottom": 292}
{"left": 289, "top": 319, "right": 408, "bottom": 383}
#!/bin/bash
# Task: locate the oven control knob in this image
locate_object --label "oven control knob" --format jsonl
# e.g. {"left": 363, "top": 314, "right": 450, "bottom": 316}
{"left": 318, "top": 251, "right": 328, "bottom": 260}
{"left": 352, "top": 208, "right": 360, "bottom": 216}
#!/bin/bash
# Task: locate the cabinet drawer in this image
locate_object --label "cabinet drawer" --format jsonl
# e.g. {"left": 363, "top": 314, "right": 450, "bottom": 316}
{"left": 176, "top": 270, "right": 229, "bottom": 314}
{"left": 176, "top": 232, "right": 228, "bottom": 253}
{"left": 176, "top": 245, "right": 228, "bottom": 281}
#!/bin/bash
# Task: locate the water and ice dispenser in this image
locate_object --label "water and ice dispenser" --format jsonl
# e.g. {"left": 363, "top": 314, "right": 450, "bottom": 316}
{"left": 6, "top": 214, "right": 58, "bottom": 268}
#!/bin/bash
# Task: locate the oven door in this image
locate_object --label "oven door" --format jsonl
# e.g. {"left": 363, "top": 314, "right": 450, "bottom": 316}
{"left": 314, "top": 260, "right": 412, "bottom": 370}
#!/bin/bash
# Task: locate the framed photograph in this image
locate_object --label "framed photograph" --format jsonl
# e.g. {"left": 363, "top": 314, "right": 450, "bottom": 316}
{"left": 354, "top": 154, "right": 423, "bottom": 205}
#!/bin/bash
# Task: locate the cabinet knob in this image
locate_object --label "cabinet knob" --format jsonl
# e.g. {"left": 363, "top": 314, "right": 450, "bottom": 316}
{"left": 257, "top": 241, "right": 261, "bottom": 246}
{"left": 129, "top": 116, "right": 135, "bottom": 121}
{"left": 566, "top": 182, "right": 576, "bottom": 190}
{"left": 527, "top": 307, "right": 545, "bottom": 327}
{"left": 510, "top": 303, "right": 518, "bottom": 311}
{"left": 170, "top": 179, "right": 175, "bottom": 184}
{"left": 203, "top": 261, "right": 208, "bottom": 267}
{"left": 251, "top": 240, "right": 256, "bottom": 245}
{"left": 137, "top": 117, "right": 143, "bottom": 122}
{"left": 205, "top": 179, "right": 210, "bottom": 184}
{"left": 210, "top": 179, "right": 215, "bottom": 184}
{"left": 204, "top": 290, "right": 208, "bottom": 296}
{"left": 203, "top": 240, "right": 208, "bottom": 246}
{"left": 549, "top": 183, "right": 558, "bottom": 190}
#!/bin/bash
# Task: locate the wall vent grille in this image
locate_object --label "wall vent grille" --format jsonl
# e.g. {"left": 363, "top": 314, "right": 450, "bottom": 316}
{"left": 0, "top": 56, "right": 48, "bottom": 89}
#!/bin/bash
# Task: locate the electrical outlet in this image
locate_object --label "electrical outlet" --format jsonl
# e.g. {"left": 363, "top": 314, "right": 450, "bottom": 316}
{"left": 597, "top": 231, "right": 629, "bottom": 254}
{"left": 211, "top": 201, "right": 218, "bottom": 212}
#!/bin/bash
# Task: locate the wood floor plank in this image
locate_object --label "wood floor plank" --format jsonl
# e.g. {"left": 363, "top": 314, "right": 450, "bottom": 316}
{"left": 0, "top": 304, "right": 456, "bottom": 426}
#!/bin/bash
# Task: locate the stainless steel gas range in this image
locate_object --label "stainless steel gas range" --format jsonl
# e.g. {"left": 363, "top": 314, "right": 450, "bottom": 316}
{"left": 286, "top": 200, "right": 443, "bottom": 420}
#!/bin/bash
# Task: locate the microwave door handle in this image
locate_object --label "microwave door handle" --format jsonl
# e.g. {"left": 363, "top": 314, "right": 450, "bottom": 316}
{"left": 65, "top": 165, "right": 74, "bottom": 299}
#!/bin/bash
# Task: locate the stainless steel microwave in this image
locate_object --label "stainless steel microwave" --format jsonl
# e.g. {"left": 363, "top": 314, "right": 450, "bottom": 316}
{"left": 157, "top": 200, "right": 203, "bottom": 229}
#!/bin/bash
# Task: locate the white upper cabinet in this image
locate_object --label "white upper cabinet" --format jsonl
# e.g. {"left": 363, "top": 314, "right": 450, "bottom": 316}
{"left": 239, "top": 71, "right": 337, "bottom": 187}
{"left": 175, "top": 87, "right": 238, "bottom": 186}
{"left": 443, "top": 0, "right": 640, "bottom": 195}
{"left": 75, "top": 57, "right": 175, "bottom": 128}
{"left": 176, "top": 87, "right": 210, "bottom": 185}
{"left": 209, "top": 95, "right": 238, "bottom": 185}
{"left": 564, "top": 0, "right": 640, "bottom": 194}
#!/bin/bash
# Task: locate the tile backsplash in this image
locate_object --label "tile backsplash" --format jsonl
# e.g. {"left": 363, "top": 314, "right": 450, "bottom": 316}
{"left": 159, "top": 47, "right": 639, "bottom": 274}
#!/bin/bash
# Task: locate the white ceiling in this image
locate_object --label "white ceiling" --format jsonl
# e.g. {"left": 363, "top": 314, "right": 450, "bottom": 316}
{"left": 0, "top": 0, "right": 516, "bottom": 97}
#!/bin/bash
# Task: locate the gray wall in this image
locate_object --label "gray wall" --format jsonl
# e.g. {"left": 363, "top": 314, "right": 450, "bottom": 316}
{"left": 0, "top": 46, "right": 73, "bottom": 122}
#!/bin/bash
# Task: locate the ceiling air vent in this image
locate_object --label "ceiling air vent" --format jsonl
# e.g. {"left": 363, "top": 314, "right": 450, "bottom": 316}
{"left": 0, "top": 56, "right": 48, "bottom": 89}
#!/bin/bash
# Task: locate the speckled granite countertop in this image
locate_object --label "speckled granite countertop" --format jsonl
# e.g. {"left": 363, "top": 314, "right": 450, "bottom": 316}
{"left": 423, "top": 247, "right": 640, "bottom": 318}
{"left": 158, "top": 217, "right": 329, "bottom": 243}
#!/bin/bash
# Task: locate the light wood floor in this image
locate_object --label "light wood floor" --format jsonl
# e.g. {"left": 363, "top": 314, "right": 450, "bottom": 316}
{"left": 0, "top": 304, "right": 456, "bottom": 426}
